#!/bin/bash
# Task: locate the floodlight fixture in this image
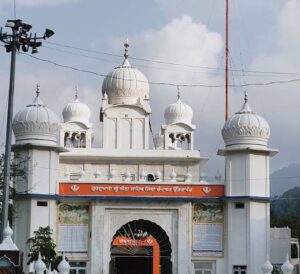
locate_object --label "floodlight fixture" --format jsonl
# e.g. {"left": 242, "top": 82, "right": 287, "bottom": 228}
{"left": 21, "top": 44, "right": 28, "bottom": 52}
{"left": 44, "top": 28, "right": 55, "bottom": 39}
{"left": 5, "top": 21, "right": 15, "bottom": 28}
{"left": 31, "top": 47, "right": 38, "bottom": 54}
{"left": 19, "top": 32, "right": 27, "bottom": 43}
{"left": 21, "top": 23, "right": 32, "bottom": 32}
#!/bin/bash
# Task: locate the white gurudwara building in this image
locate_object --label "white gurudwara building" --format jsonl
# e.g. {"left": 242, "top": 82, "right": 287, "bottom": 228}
{"left": 11, "top": 41, "right": 277, "bottom": 274}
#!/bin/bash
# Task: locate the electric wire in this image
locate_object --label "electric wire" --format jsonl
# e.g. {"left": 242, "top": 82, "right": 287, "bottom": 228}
{"left": 43, "top": 45, "right": 222, "bottom": 76}
{"left": 44, "top": 45, "right": 237, "bottom": 77}
{"left": 20, "top": 53, "right": 300, "bottom": 88}
{"left": 44, "top": 41, "right": 300, "bottom": 76}
{"left": 43, "top": 44, "right": 294, "bottom": 78}
{"left": 43, "top": 45, "right": 121, "bottom": 65}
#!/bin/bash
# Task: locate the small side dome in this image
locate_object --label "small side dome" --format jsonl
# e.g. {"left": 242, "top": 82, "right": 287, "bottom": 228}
{"left": 101, "top": 39, "right": 150, "bottom": 105}
{"left": 222, "top": 92, "right": 270, "bottom": 148}
{"left": 164, "top": 93, "right": 193, "bottom": 126}
{"left": 62, "top": 88, "right": 91, "bottom": 127}
{"left": 13, "top": 85, "right": 60, "bottom": 146}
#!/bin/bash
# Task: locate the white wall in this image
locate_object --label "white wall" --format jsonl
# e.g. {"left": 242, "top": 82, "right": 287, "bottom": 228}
{"left": 270, "top": 227, "right": 291, "bottom": 264}
{"left": 102, "top": 106, "right": 149, "bottom": 150}
{"left": 225, "top": 152, "right": 270, "bottom": 197}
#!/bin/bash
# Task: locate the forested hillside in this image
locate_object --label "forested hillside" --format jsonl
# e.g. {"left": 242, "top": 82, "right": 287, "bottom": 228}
{"left": 271, "top": 186, "right": 300, "bottom": 240}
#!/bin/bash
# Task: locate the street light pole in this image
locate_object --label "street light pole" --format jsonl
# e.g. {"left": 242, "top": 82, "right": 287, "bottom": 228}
{"left": 0, "top": 19, "right": 54, "bottom": 241}
{"left": 1, "top": 26, "right": 17, "bottom": 241}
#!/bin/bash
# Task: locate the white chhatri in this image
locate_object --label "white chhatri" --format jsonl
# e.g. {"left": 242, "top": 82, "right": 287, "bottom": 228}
{"left": 222, "top": 91, "right": 270, "bottom": 148}
{"left": 62, "top": 86, "right": 91, "bottom": 127}
{"left": 12, "top": 84, "right": 60, "bottom": 145}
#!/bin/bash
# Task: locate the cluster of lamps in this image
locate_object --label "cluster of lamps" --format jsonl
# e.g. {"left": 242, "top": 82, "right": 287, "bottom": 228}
{"left": 0, "top": 19, "right": 54, "bottom": 54}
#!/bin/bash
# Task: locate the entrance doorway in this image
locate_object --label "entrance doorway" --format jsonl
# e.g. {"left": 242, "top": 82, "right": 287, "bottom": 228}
{"left": 113, "top": 256, "right": 152, "bottom": 274}
{"left": 110, "top": 219, "right": 172, "bottom": 274}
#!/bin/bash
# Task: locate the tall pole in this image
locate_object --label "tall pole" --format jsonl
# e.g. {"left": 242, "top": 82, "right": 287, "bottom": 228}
{"left": 1, "top": 27, "right": 17, "bottom": 236}
{"left": 225, "top": 0, "right": 229, "bottom": 120}
{"left": 0, "top": 20, "right": 54, "bottom": 241}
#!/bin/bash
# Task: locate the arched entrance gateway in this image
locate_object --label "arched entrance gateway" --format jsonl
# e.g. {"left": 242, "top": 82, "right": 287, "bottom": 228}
{"left": 110, "top": 219, "right": 172, "bottom": 274}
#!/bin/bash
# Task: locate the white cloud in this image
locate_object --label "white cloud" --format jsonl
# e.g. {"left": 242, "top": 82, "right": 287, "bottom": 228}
{"left": 110, "top": 15, "right": 225, "bottom": 175}
{"left": 248, "top": 0, "right": 300, "bottom": 170}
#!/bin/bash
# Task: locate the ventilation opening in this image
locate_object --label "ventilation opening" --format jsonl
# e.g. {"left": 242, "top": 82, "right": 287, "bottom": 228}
{"left": 37, "top": 201, "right": 48, "bottom": 207}
{"left": 235, "top": 203, "right": 245, "bottom": 209}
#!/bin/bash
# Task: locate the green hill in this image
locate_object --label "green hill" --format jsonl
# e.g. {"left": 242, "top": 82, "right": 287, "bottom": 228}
{"left": 271, "top": 186, "right": 300, "bottom": 240}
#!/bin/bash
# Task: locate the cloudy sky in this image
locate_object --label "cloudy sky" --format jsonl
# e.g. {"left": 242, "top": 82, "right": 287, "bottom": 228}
{"left": 0, "top": 0, "right": 299, "bottom": 177}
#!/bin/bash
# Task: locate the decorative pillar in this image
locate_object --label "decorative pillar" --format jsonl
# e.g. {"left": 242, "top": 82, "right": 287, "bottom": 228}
{"left": 109, "top": 170, "right": 116, "bottom": 181}
{"left": 140, "top": 168, "right": 147, "bottom": 182}
{"left": 281, "top": 254, "right": 294, "bottom": 274}
{"left": 124, "top": 169, "right": 131, "bottom": 182}
{"left": 34, "top": 253, "right": 46, "bottom": 274}
{"left": 185, "top": 168, "right": 192, "bottom": 183}
{"left": 170, "top": 169, "right": 177, "bottom": 182}
{"left": 94, "top": 169, "right": 101, "bottom": 179}
{"left": 57, "top": 254, "right": 70, "bottom": 274}
{"left": 155, "top": 169, "right": 162, "bottom": 182}
{"left": 261, "top": 256, "right": 273, "bottom": 274}
{"left": 79, "top": 168, "right": 85, "bottom": 180}
{"left": 0, "top": 222, "right": 18, "bottom": 250}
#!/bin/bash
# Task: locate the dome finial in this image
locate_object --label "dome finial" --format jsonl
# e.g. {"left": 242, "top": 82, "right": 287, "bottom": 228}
{"left": 177, "top": 86, "right": 181, "bottom": 100}
{"left": 75, "top": 85, "right": 79, "bottom": 100}
{"left": 124, "top": 38, "right": 129, "bottom": 59}
{"left": 244, "top": 90, "right": 248, "bottom": 103}
{"left": 36, "top": 83, "right": 40, "bottom": 97}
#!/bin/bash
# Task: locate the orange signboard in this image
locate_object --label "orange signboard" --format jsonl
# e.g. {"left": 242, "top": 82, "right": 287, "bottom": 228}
{"left": 59, "top": 182, "right": 224, "bottom": 198}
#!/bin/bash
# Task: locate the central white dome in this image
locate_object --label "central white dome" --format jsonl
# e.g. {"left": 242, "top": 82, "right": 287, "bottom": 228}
{"left": 164, "top": 97, "right": 193, "bottom": 126}
{"left": 102, "top": 40, "right": 149, "bottom": 105}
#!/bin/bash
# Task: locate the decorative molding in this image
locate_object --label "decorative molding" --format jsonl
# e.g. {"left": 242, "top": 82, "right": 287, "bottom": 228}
{"left": 13, "top": 121, "right": 59, "bottom": 141}
{"left": 222, "top": 125, "right": 270, "bottom": 144}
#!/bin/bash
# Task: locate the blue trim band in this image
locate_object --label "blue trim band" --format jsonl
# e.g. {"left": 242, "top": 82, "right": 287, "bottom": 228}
{"left": 15, "top": 193, "right": 271, "bottom": 202}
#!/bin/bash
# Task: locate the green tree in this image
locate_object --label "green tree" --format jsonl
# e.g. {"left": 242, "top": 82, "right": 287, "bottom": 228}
{"left": 26, "top": 226, "right": 57, "bottom": 269}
